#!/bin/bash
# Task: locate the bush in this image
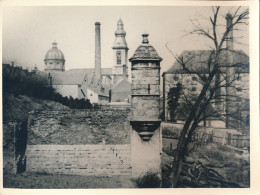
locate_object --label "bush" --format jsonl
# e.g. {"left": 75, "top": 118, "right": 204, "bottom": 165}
{"left": 2, "top": 64, "right": 92, "bottom": 109}
{"left": 134, "top": 171, "right": 161, "bottom": 188}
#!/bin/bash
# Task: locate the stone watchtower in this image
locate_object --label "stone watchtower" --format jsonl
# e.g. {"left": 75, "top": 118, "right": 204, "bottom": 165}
{"left": 112, "top": 19, "right": 129, "bottom": 84}
{"left": 129, "top": 34, "right": 163, "bottom": 178}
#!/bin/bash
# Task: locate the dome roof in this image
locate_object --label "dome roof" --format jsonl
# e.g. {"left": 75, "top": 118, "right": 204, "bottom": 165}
{"left": 129, "top": 34, "right": 162, "bottom": 62}
{"left": 44, "top": 42, "right": 65, "bottom": 61}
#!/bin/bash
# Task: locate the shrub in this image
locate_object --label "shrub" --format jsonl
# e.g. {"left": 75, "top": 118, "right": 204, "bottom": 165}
{"left": 134, "top": 171, "right": 161, "bottom": 188}
{"left": 2, "top": 64, "right": 92, "bottom": 109}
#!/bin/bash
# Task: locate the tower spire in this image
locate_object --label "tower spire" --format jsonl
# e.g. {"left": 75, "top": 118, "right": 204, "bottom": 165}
{"left": 112, "top": 18, "right": 129, "bottom": 84}
{"left": 113, "top": 18, "right": 128, "bottom": 49}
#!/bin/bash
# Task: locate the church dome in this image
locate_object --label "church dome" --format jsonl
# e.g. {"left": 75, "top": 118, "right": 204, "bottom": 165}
{"left": 129, "top": 34, "right": 162, "bottom": 62}
{"left": 44, "top": 42, "right": 65, "bottom": 61}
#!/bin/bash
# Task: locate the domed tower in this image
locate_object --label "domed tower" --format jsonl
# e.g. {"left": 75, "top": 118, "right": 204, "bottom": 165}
{"left": 112, "top": 19, "right": 129, "bottom": 83}
{"left": 44, "top": 42, "right": 65, "bottom": 72}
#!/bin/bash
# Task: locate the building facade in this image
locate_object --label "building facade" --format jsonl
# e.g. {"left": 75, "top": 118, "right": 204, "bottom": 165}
{"left": 162, "top": 50, "right": 249, "bottom": 128}
{"left": 162, "top": 14, "right": 249, "bottom": 131}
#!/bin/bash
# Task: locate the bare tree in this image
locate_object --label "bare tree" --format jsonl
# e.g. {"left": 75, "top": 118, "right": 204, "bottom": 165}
{"left": 165, "top": 6, "right": 249, "bottom": 187}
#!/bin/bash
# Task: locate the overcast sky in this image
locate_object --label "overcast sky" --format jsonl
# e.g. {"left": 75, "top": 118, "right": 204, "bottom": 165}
{"left": 2, "top": 6, "right": 249, "bottom": 73}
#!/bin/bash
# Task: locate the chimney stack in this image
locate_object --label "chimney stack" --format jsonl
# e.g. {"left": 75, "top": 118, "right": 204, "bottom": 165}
{"left": 95, "top": 22, "right": 101, "bottom": 82}
{"left": 226, "top": 13, "right": 234, "bottom": 50}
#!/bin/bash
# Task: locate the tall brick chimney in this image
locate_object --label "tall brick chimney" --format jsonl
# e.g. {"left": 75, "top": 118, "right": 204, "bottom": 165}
{"left": 226, "top": 13, "right": 234, "bottom": 50}
{"left": 225, "top": 13, "right": 236, "bottom": 128}
{"left": 95, "top": 22, "right": 101, "bottom": 82}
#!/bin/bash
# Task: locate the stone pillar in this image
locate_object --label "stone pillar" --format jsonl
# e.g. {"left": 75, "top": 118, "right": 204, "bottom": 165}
{"left": 129, "top": 33, "right": 163, "bottom": 178}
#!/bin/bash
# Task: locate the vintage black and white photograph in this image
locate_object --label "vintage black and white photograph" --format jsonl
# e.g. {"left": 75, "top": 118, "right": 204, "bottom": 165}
{"left": 1, "top": 3, "right": 256, "bottom": 190}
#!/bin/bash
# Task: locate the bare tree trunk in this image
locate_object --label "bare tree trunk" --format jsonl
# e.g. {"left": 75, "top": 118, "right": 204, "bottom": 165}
{"left": 167, "top": 7, "right": 249, "bottom": 187}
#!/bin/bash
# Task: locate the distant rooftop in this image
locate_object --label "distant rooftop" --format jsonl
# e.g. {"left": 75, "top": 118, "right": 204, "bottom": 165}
{"left": 164, "top": 49, "right": 249, "bottom": 74}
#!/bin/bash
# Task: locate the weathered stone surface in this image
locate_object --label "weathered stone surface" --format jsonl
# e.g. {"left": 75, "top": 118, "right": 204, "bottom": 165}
{"left": 131, "top": 127, "right": 161, "bottom": 177}
{"left": 131, "top": 68, "right": 160, "bottom": 78}
{"left": 28, "top": 109, "right": 131, "bottom": 145}
{"left": 26, "top": 144, "right": 131, "bottom": 176}
{"left": 3, "top": 123, "right": 16, "bottom": 174}
{"left": 131, "top": 97, "right": 160, "bottom": 120}
{"left": 131, "top": 84, "right": 160, "bottom": 95}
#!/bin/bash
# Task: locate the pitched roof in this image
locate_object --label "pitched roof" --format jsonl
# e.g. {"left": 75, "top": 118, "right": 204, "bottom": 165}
{"left": 52, "top": 67, "right": 113, "bottom": 85}
{"left": 164, "top": 50, "right": 249, "bottom": 74}
{"left": 52, "top": 69, "right": 94, "bottom": 85}
{"left": 52, "top": 68, "right": 110, "bottom": 97}
{"left": 112, "top": 78, "right": 131, "bottom": 90}
{"left": 101, "top": 68, "right": 112, "bottom": 75}
{"left": 129, "top": 34, "right": 162, "bottom": 62}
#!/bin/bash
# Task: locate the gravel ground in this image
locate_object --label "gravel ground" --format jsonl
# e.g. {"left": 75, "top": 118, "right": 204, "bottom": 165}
{"left": 3, "top": 172, "right": 135, "bottom": 189}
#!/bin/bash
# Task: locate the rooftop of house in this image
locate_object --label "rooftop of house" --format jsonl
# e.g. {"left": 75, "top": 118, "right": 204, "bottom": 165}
{"left": 51, "top": 68, "right": 111, "bottom": 97}
{"left": 164, "top": 49, "right": 249, "bottom": 75}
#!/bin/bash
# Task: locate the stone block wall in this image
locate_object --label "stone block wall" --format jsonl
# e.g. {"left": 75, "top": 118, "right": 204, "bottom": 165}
{"left": 28, "top": 109, "right": 131, "bottom": 145}
{"left": 26, "top": 109, "right": 132, "bottom": 176}
{"left": 131, "top": 96, "right": 160, "bottom": 120}
{"left": 3, "top": 123, "right": 16, "bottom": 174}
{"left": 26, "top": 144, "right": 131, "bottom": 176}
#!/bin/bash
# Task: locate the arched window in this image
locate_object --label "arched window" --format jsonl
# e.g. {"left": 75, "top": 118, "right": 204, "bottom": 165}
{"left": 116, "top": 51, "right": 121, "bottom": 64}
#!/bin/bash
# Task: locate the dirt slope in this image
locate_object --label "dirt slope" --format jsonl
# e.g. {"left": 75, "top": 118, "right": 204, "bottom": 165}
{"left": 3, "top": 93, "right": 69, "bottom": 123}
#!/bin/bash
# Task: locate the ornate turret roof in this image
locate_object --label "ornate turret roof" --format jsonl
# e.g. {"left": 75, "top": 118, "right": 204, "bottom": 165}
{"left": 112, "top": 19, "right": 128, "bottom": 49}
{"left": 129, "top": 34, "right": 162, "bottom": 62}
{"left": 44, "top": 42, "right": 65, "bottom": 61}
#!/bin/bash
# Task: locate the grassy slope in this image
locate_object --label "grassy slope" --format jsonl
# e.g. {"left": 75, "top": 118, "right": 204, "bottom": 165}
{"left": 3, "top": 93, "right": 69, "bottom": 123}
{"left": 161, "top": 140, "right": 250, "bottom": 188}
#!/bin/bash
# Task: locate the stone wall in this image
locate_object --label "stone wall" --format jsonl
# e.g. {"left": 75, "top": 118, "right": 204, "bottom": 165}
{"left": 3, "top": 123, "right": 16, "bottom": 174}
{"left": 26, "top": 109, "right": 132, "bottom": 176}
{"left": 28, "top": 109, "right": 131, "bottom": 145}
{"left": 26, "top": 144, "right": 131, "bottom": 176}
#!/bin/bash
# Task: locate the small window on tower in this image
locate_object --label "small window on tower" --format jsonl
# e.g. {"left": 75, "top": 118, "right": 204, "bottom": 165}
{"left": 116, "top": 51, "right": 121, "bottom": 64}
